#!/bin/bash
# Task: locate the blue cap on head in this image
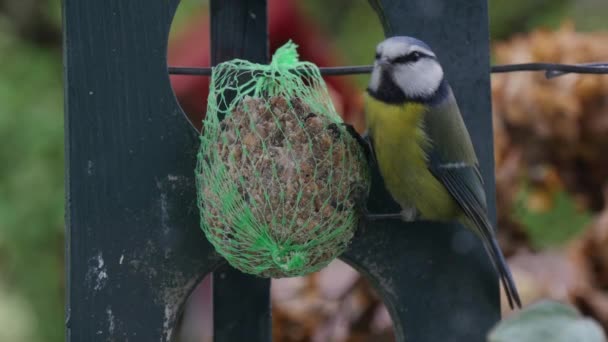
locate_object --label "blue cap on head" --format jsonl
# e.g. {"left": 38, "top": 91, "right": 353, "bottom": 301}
{"left": 383, "top": 36, "right": 433, "bottom": 51}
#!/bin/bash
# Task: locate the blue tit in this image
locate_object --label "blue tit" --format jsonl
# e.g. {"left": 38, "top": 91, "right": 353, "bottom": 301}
{"left": 363, "top": 36, "right": 521, "bottom": 309}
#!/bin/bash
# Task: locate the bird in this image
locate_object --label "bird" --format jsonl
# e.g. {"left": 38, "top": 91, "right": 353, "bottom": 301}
{"left": 362, "top": 36, "right": 521, "bottom": 309}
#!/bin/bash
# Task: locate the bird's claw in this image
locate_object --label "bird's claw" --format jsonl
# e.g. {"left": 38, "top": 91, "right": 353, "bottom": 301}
{"left": 400, "top": 207, "right": 418, "bottom": 222}
{"left": 357, "top": 200, "right": 404, "bottom": 222}
{"left": 358, "top": 201, "right": 418, "bottom": 222}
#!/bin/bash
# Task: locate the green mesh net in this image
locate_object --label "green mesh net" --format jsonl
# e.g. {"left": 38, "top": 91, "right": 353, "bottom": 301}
{"left": 196, "top": 41, "right": 370, "bottom": 278}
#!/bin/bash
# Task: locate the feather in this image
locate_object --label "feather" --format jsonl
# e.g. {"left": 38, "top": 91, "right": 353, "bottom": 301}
{"left": 429, "top": 161, "right": 521, "bottom": 309}
{"left": 424, "top": 91, "right": 521, "bottom": 309}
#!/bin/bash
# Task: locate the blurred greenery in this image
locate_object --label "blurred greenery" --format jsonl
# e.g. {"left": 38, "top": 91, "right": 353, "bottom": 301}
{"left": 513, "top": 186, "right": 592, "bottom": 249}
{"left": 0, "top": 19, "right": 64, "bottom": 342}
{"left": 168, "top": 0, "right": 208, "bottom": 41}
{"left": 489, "top": 0, "right": 571, "bottom": 40}
{"left": 0, "top": 0, "right": 607, "bottom": 341}
{"left": 299, "top": 1, "right": 383, "bottom": 88}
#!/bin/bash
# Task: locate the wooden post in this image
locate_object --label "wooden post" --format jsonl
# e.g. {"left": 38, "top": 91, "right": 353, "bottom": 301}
{"left": 64, "top": 1, "right": 220, "bottom": 341}
{"left": 209, "top": 1, "right": 272, "bottom": 341}
{"left": 342, "top": 1, "right": 499, "bottom": 341}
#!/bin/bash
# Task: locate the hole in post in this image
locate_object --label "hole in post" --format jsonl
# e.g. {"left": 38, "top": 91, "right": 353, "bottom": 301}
{"left": 272, "top": 260, "right": 395, "bottom": 341}
{"left": 176, "top": 261, "right": 395, "bottom": 341}
{"left": 167, "top": 0, "right": 211, "bottom": 132}
{"left": 176, "top": 274, "right": 213, "bottom": 342}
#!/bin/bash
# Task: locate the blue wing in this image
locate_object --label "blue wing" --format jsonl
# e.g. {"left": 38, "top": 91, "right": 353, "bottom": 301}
{"left": 424, "top": 93, "right": 521, "bottom": 309}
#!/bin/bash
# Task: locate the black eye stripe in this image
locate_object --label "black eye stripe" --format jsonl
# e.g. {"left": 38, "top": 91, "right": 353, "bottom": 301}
{"left": 391, "top": 51, "right": 429, "bottom": 64}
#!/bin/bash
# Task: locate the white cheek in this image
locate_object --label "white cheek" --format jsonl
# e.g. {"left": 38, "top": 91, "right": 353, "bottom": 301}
{"left": 393, "top": 60, "right": 444, "bottom": 98}
{"left": 368, "top": 64, "right": 382, "bottom": 92}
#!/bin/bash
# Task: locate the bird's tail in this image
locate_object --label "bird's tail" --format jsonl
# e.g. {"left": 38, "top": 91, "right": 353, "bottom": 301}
{"left": 464, "top": 216, "right": 522, "bottom": 310}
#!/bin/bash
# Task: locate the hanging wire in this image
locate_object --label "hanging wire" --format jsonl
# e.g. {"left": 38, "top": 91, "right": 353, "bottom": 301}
{"left": 543, "top": 62, "right": 608, "bottom": 79}
{"left": 169, "top": 62, "right": 608, "bottom": 79}
{"left": 491, "top": 62, "right": 608, "bottom": 78}
{"left": 168, "top": 65, "right": 373, "bottom": 76}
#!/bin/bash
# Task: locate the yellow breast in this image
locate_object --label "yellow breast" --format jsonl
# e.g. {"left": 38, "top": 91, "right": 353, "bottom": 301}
{"left": 364, "top": 94, "right": 458, "bottom": 220}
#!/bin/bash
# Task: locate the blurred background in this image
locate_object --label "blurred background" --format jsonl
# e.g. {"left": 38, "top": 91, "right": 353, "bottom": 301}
{"left": 2, "top": 0, "right": 608, "bottom": 340}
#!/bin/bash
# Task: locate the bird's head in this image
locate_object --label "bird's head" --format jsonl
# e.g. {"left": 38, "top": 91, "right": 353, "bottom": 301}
{"left": 367, "top": 36, "right": 445, "bottom": 104}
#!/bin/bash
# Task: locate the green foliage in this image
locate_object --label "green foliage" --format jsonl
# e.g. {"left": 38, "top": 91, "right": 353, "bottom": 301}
{"left": 571, "top": 0, "right": 608, "bottom": 31}
{"left": 513, "top": 186, "right": 591, "bottom": 249}
{"left": 299, "top": 1, "right": 383, "bottom": 88}
{"left": 0, "top": 29, "right": 64, "bottom": 341}
{"left": 488, "top": 300, "right": 606, "bottom": 342}
{"left": 168, "top": 0, "right": 209, "bottom": 41}
{"left": 489, "top": 0, "right": 572, "bottom": 40}
{"left": 0, "top": 282, "right": 36, "bottom": 342}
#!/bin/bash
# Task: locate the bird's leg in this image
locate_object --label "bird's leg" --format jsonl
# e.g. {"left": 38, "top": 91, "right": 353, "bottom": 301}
{"left": 357, "top": 200, "right": 411, "bottom": 222}
{"left": 353, "top": 187, "right": 397, "bottom": 221}
{"left": 360, "top": 206, "right": 419, "bottom": 222}
{"left": 364, "top": 212, "right": 404, "bottom": 221}
{"left": 352, "top": 183, "right": 410, "bottom": 222}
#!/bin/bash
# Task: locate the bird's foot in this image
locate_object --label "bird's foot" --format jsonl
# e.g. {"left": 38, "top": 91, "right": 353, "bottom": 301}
{"left": 364, "top": 212, "right": 404, "bottom": 221}
{"left": 400, "top": 207, "right": 418, "bottom": 222}
{"left": 358, "top": 204, "right": 413, "bottom": 222}
{"left": 356, "top": 201, "right": 397, "bottom": 221}
{"left": 352, "top": 184, "right": 415, "bottom": 222}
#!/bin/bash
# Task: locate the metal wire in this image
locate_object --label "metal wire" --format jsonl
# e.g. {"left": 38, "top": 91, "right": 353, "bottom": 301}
{"left": 544, "top": 62, "right": 608, "bottom": 79}
{"left": 168, "top": 65, "right": 373, "bottom": 76}
{"left": 168, "top": 67, "right": 213, "bottom": 76}
{"left": 491, "top": 62, "right": 608, "bottom": 78}
{"left": 169, "top": 62, "right": 608, "bottom": 78}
